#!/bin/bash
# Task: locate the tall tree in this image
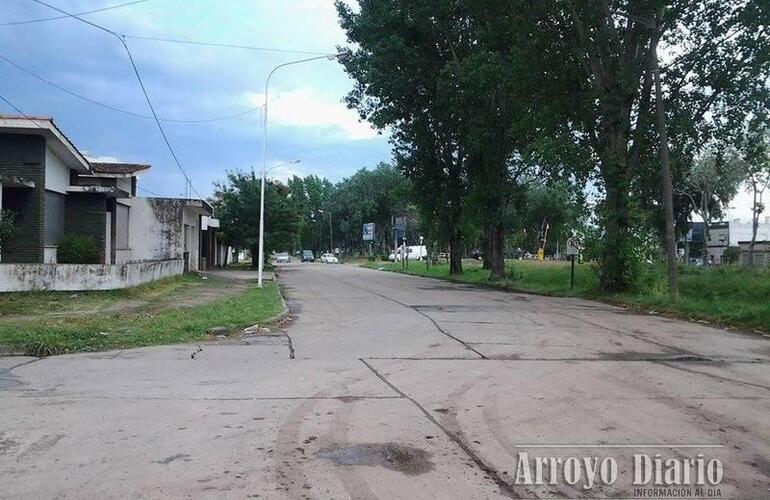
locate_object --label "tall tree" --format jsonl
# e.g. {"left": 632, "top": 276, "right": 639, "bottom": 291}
{"left": 742, "top": 122, "right": 770, "bottom": 264}
{"left": 681, "top": 149, "right": 745, "bottom": 263}
{"left": 212, "top": 172, "right": 301, "bottom": 267}
{"left": 337, "top": 0, "right": 472, "bottom": 274}
{"left": 505, "top": 0, "right": 769, "bottom": 291}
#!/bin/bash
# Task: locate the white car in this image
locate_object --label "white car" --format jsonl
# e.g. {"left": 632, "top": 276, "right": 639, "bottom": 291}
{"left": 272, "top": 252, "right": 291, "bottom": 264}
{"left": 320, "top": 253, "right": 339, "bottom": 264}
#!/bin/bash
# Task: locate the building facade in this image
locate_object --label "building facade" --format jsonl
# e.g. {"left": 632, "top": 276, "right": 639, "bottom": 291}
{"left": 0, "top": 115, "right": 227, "bottom": 291}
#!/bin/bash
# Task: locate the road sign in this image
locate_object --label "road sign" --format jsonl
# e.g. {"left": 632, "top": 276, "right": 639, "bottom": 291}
{"left": 362, "top": 223, "right": 375, "bottom": 241}
{"left": 566, "top": 236, "right": 581, "bottom": 256}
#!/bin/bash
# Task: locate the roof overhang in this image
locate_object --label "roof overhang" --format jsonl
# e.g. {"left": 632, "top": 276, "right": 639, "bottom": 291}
{"left": 66, "top": 185, "right": 130, "bottom": 198}
{"left": 146, "top": 197, "right": 213, "bottom": 216}
{"left": 0, "top": 116, "right": 91, "bottom": 173}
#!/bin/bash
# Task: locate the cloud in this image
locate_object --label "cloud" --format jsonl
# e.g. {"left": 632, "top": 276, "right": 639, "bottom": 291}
{"left": 266, "top": 161, "right": 306, "bottom": 183}
{"left": 246, "top": 87, "right": 378, "bottom": 141}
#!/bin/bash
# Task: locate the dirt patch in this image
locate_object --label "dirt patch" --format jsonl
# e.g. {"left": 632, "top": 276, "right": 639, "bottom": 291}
{"left": 317, "top": 442, "right": 434, "bottom": 475}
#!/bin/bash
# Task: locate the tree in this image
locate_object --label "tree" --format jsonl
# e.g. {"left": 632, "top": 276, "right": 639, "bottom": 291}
{"left": 742, "top": 123, "right": 770, "bottom": 265}
{"left": 337, "top": 0, "right": 472, "bottom": 275}
{"left": 287, "top": 175, "right": 335, "bottom": 253}
{"left": 681, "top": 149, "right": 746, "bottom": 263}
{"left": 212, "top": 172, "right": 301, "bottom": 267}
{"left": 330, "top": 163, "right": 412, "bottom": 255}
{"left": 502, "top": 0, "right": 769, "bottom": 292}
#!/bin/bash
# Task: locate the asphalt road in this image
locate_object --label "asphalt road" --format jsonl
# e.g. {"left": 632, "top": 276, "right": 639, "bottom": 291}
{"left": 1, "top": 263, "right": 768, "bottom": 499}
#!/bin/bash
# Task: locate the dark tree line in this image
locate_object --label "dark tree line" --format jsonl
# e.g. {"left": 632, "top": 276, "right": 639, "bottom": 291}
{"left": 336, "top": 0, "right": 770, "bottom": 291}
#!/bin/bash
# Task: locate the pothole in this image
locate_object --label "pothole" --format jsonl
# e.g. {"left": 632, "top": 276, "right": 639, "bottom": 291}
{"left": 317, "top": 442, "right": 434, "bottom": 475}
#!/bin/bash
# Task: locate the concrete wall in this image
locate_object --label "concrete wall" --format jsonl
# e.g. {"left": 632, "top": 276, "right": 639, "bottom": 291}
{"left": 121, "top": 198, "right": 204, "bottom": 271}
{"left": 125, "top": 197, "right": 184, "bottom": 263}
{"left": 0, "top": 259, "right": 184, "bottom": 292}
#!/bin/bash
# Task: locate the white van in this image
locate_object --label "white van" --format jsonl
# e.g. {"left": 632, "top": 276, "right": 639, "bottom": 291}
{"left": 388, "top": 245, "right": 427, "bottom": 262}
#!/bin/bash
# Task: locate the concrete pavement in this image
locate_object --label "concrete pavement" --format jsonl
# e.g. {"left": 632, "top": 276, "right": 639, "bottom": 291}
{"left": 1, "top": 263, "right": 768, "bottom": 499}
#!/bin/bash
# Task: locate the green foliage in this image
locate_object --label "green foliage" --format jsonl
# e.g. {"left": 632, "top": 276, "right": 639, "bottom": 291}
{"left": 723, "top": 246, "right": 741, "bottom": 264}
{"left": 57, "top": 235, "right": 100, "bottom": 264}
{"left": 0, "top": 209, "right": 14, "bottom": 254}
{"left": 212, "top": 172, "right": 301, "bottom": 264}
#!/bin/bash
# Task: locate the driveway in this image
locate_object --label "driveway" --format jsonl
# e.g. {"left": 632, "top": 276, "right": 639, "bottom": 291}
{"left": 1, "top": 263, "right": 768, "bottom": 499}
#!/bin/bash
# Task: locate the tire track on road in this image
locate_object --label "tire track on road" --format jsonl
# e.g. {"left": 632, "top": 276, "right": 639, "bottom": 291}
{"left": 360, "top": 358, "right": 521, "bottom": 499}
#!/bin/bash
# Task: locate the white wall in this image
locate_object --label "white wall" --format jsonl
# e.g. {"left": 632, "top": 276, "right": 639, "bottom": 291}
{"left": 45, "top": 146, "right": 70, "bottom": 194}
{"left": 0, "top": 259, "right": 184, "bottom": 292}
{"left": 125, "top": 197, "right": 184, "bottom": 263}
{"left": 730, "top": 220, "right": 770, "bottom": 245}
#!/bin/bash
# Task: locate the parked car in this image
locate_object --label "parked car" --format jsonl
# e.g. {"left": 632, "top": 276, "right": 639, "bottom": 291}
{"left": 301, "top": 250, "right": 315, "bottom": 262}
{"left": 272, "top": 252, "right": 291, "bottom": 264}
{"left": 388, "top": 245, "right": 427, "bottom": 262}
{"left": 320, "top": 253, "right": 339, "bottom": 264}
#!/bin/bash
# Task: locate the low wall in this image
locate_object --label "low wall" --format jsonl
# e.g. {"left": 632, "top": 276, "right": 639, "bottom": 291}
{"left": 0, "top": 259, "right": 184, "bottom": 292}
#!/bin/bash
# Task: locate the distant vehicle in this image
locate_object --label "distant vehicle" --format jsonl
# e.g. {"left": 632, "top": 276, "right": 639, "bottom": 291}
{"left": 389, "top": 245, "right": 427, "bottom": 262}
{"left": 272, "top": 252, "right": 291, "bottom": 264}
{"left": 320, "top": 253, "right": 339, "bottom": 264}
{"left": 301, "top": 250, "right": 315, "bottom": 262}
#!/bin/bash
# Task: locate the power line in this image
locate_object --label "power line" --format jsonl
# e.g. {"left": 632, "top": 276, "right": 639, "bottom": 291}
{"left": 1, "top": 0, "right": 150, "bottom": 27}
{"left": 0, "top": 93, "right": 46, "bottom": 129}
{"left": 137, "top": 185, "right": 163, "bottom": 197}
{"left": 0, "top": 53, "right": 263, "bottom": 123}
{"left": 122, "top": 35, "right": 328, "bottom": 56}
{"left": 30, "top": 0, "right": 203, "bottom": 200}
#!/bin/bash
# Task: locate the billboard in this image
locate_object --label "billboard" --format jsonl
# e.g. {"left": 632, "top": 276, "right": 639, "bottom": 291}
{"left": 362, "top": 223, "right": 375, "bottom": 241}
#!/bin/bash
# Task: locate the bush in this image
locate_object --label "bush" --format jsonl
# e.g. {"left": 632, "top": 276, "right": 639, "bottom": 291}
{"left": 723, "top": 246, "right": 741, "bottom": 265}
{"left": 57, "top": 235, "right": 101, "bottom": 264}
{"left": 368, "top": 255, "right": 377, "bottom": 262}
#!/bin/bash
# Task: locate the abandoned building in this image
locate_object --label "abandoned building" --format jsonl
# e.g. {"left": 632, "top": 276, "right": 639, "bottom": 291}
{"left": 0, "top": 114, "right": 228, "bottom": 291}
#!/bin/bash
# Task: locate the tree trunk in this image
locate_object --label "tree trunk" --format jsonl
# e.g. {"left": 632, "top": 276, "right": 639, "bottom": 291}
{"left": 749, "top": 181, "right": 759, "bottom": 266}
{"left": 481, "top": 228, "right": 491, "bottom": 269}
{"left": 250, "top": 244, "right": 258, "bottom": 269}
{"left": 599, "top": 176, "right": 633, "bottom": 292}
{"left": 449, "top": 232, "right": 463, "bottom": 275}
{"left": 488, "top": 224, "right": 505, "bottom": 280}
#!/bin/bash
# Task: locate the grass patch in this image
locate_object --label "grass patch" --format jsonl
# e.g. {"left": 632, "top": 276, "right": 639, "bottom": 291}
{"left": 366, "top": 260, "right": 770, "bottom": 333}
{"left": 0, "top": 273, "right": 206, "bottom": 317}
{"left": 0, "top": 277, "right": 284, "bottom": 356}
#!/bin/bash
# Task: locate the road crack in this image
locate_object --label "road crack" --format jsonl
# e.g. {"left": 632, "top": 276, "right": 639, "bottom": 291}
{"left": 359, "top": 358, "right": 520, "bottom": 499}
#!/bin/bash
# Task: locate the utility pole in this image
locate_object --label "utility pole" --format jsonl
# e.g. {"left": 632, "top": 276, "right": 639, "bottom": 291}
{"left": 651, "top": 12, "right": 679, "bottom": 301}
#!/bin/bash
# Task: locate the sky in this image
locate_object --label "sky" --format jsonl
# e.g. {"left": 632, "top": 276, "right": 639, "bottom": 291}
{"left": 0, "top": 0, "right": 390, "bottom": 198}
{"left": 0, "top": 0, "right": 761, "bottom": 221}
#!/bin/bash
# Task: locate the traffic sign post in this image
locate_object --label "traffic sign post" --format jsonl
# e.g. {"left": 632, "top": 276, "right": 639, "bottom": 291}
{"left": 565, "top": 236, "right": 581, "bottom": 290}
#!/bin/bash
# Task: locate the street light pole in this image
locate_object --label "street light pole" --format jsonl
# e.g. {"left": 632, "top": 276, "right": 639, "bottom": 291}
{"left": 317, "top": 209, "right": 333, "bottom": 253}
{"left": 257, "top": 52, "right": 346, "bottom": 287}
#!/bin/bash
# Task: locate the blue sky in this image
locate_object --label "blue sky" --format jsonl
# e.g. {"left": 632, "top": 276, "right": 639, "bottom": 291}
{"left": 0, "top": 0, "right": 390, "bottom": 197}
